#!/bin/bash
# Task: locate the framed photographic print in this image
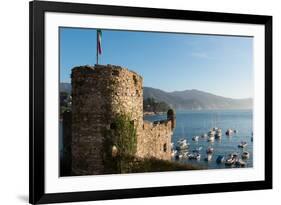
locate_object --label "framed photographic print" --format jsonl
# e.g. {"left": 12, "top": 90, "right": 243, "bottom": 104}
{"left": 29, "top": 0, "right": 272, "bottom": 204}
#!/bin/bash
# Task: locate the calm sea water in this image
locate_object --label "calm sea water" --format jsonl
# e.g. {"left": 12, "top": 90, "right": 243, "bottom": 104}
{"left": 144, "top": 109, "right": 253, "bottom": 169}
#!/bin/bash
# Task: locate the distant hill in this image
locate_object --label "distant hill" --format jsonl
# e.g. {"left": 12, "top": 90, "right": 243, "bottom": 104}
{"left": 59, "top": 83, "right": 252, "bottom": 110}
{"left": 143, "top": 87, "right": 252, "bottom": 110}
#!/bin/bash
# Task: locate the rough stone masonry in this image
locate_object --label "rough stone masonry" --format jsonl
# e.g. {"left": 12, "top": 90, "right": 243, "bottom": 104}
{"left": 71, "top": 64, "right": 175, "bottom": 175}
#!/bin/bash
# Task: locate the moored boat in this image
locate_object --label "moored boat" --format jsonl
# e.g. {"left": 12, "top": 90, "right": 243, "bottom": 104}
{"left": 235, "top": 159, "right": 246, "bottom": 167}
{"left": 176, "top": 138, "right": 189, "bottom": 150}
{"left": 208, "top": 130, "right": 216, "bottom": 136}
{"left": 241, "top": 151, "right": 250, "bottom": 159}
{"left": 188, "top": 153, "right": 201, "bottom": 160}
{"left": 192, "top": 136, "right": 199, "bottom": 141}
{"left": 215, "top": 128, "right": 222, "bottom": 139}
{"left": 225, "top": 153, "right": 238, "bottom": 166}
{"left": 226, "top": 128, "right": 234, "bottom": 135}
{"left": 208, "top": 135, "right": 215, "bottom": 142}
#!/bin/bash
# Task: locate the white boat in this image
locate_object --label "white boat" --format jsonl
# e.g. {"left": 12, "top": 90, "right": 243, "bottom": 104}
{"left": 235, "top": 159, "right": 246, "bottom": 167}
{"left": 238, "top": 141, "right": 248, "bottom": 148}
{"left": 208, "top": 130, "right": 216, "bottom": 136}
{"left": 225, "top": 153, "right": 238, "bottom": 166}
{"left": 232, "top": 153, "right": 239, "bottom": 159}
{"left": 176, "top": 139, "right": 189, "bottom": 150}
{"left": 226, "top": 128, "right": 234, "bottom": 135}
{"left": 242, "top": 151, "right": 250, "bottom": 159}
{"left": 192, "top": 136, "right": 199, "bottom": 141}
{"left": 225, "top": 158, "right": 235, "bottom": 166}
{"left": 208, "top": 135, "right": 215, "bottom": 142}
{"left": 215, "top": 128, "right": 222, "bottom": 138}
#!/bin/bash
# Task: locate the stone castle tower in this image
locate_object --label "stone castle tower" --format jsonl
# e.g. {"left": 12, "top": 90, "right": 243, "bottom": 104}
{"left": 71, "top": 65, "right": 175, "bottom": 175}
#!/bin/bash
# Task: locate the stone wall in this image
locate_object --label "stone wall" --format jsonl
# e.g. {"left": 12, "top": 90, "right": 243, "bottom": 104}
{"left": 138, "top": 120, "right": 173, "bottom": 160}
{"left": 71, "top": 64, "right": 174, "bottom": 175}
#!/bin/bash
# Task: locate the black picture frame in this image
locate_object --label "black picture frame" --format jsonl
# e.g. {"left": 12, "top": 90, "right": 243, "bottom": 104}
{"left": 29, "top": 0, "right": 272, "bottom": 204}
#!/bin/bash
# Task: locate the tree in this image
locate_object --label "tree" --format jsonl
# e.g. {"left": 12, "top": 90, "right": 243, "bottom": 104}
{"left": 143, "top": 97, "right": 170, "bottom": 113}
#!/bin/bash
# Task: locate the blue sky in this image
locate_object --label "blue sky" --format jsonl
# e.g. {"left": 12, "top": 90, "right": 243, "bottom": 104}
{"left": 60, "top": 27, "right": 253, "bottom": 99}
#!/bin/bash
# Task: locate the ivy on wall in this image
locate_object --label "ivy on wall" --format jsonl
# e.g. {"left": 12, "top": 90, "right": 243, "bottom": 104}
{"left": 103, "top": 113, "right": 137, "bottom": 174}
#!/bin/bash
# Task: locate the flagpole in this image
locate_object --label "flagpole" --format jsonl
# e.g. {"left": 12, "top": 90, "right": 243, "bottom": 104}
{"left": 96, "top": 30, "right": 98, "bottom": 65}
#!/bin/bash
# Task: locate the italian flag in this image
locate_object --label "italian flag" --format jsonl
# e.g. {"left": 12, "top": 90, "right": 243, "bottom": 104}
{"left": 97, "top": 29, "right": 102, "bottom": 55}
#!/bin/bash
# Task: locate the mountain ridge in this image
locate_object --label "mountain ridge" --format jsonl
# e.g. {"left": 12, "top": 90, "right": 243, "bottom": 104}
{"left": 59, "top": 83, "right": 252, "bottom": 110}
{"left": 143, "top": 87, "right": 252, "bottom": 110}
